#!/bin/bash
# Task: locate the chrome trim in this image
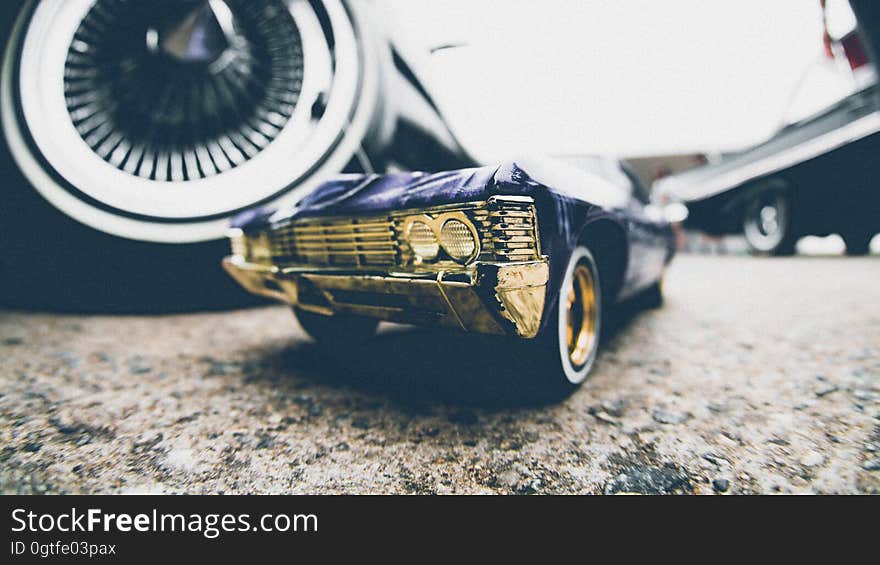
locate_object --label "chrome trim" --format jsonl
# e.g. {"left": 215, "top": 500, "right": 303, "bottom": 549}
{"left": 222, "top": 255, "right": 550, "bottom": 338}
{"left": 436, "top": 270, "right": 468, "bottom": 331}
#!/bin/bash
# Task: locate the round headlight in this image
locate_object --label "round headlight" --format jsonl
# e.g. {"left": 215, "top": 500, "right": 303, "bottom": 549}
{"left": 228, "top": 228, "right": 246, "bottom": 257}
{"left": 440, "top": 219, "right": 477, "bottom": 263}
{"left": 407, "top": 221, "right": 439, "bottom": 261}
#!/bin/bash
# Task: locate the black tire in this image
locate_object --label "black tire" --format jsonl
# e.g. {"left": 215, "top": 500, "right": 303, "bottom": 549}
{"left": 742, "top": 188, "right": 797, "bottom": 256}
{"left": 293, "top": 307, "right": 379, "bottom": 348}
{"left": 0, "top": 192, "right": 261, "bottom": 313}
{"left": 641, "top": 278, "right": 664, "bottom": 309}
{"left": 524, "top": 246, "right": 603, "bottom": 396}
{"left": 842, "top": 229, "right": 874, "bottom": 256}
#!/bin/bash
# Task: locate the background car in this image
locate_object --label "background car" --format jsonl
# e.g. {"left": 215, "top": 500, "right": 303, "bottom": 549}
{"left": 223, "top": 157, "right": 676, "bottom": 391}
{"left": 653, "top": 0, "right": 880, "bottom": 256}
{"left": 0, "top": 0, "right": 474, "bottom": 311}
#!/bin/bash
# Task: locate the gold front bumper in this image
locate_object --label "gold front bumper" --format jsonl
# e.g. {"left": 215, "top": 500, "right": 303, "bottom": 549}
{"left": 222, "top": 256, "right": 549, "bottom": 338}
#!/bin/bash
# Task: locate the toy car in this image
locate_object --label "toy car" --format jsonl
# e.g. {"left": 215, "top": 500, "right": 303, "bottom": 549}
{"left": 224, "top": 157, "right": 675, "bottom": 390}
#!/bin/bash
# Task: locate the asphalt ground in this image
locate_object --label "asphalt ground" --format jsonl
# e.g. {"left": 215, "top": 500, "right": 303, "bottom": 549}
{"left": 1, "top": 254, "right": 879, "bottom": 494}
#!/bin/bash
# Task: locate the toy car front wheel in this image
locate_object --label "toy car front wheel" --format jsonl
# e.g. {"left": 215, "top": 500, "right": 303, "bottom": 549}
{"left": 533, "top": 246, "right": 603, "bottom": 391}
{"left": 556, "top": 247, "right": 603, "bottom": 384}
{"left": 293, "top": 307, "right": 379, "bottom": 348}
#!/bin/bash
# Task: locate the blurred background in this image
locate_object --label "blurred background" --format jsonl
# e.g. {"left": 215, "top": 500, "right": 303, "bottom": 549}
{"left": 383, "top": 0, "right": 855, "bottom": 157}
{"left": 381, "top": 0, "right": 880, "bottom": 256}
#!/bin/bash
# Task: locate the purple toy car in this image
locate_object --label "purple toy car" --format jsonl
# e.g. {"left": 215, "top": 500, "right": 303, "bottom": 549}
{"left": 225, "top": 157, "right": 675, "bottom": 390}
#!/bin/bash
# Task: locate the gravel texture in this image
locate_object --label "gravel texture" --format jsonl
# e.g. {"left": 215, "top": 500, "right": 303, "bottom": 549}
{"left": 1, "top": 255, "right": 879, "bottom": 494}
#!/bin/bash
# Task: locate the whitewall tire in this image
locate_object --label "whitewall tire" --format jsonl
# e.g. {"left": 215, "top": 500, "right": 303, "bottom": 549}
{"left": 555, "top": 246, "right": 603, "bottom": 385}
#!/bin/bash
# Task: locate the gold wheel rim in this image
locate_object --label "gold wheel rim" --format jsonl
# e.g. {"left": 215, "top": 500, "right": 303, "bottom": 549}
{"left": 566, "top": 263, "right": 598, "bottom": 367}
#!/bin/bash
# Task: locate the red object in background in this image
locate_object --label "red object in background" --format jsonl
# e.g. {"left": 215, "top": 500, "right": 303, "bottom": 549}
{"left": 821, "top": 0, "right": 869, "bottom": 70}
{"left": 841, "top": 30, "right": 870, "bottom": 69}
{"left": 821, "top": 0, "right": 835, "bottom": 58}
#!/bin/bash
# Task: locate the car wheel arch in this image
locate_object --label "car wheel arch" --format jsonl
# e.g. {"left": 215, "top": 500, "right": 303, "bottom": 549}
{"left": 575, "top": 219, "right": 628, "bottom": 304}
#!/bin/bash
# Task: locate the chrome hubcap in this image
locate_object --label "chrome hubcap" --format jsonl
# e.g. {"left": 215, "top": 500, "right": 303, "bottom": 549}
{"left": 744, "top": 192, "right": 788, "bottom": 251}
{"left": 758, "top": 205, "right": 779, "bottom": 236}
{"left": 11, "top": 0, "right": 365, "bottom": 240}
{"left": 146, "top": 1, "right": 235, "bottom": 65}
{"left": 63, "top": 0, "right": 305, "bottom": 181}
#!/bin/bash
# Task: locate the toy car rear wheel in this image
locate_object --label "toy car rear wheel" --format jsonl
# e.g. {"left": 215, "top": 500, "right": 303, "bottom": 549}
{"left": 742, "top": 189, "right": 797, "bottom": 256}
{"left": 641, "top": 277, "right": 664, "bottom": 309}
{"left": 293, "top": 307, "right": 379, "bottom": 348}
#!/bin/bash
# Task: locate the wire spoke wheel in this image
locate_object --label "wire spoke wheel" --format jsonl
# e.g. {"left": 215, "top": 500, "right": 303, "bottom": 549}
{"left": 63, "top": 0, "right": 304, "bottom": 182}
{"left": 4, "top": 0, "right": 371, "bottom": 241}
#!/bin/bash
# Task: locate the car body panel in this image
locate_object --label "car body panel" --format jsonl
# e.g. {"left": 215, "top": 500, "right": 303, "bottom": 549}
{"left": 655, "top": 84, "right": 880, "bottom": 206}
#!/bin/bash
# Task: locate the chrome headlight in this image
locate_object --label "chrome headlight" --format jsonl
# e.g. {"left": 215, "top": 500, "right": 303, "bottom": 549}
{"left": 228, "top": 229, "right": 271, "bottom": 263}
{"left": 248, "top": 233, "right": 273, "bottom": 263}
{"left": 229, "top": 228, "right": 247, "bottom": 258}
{"left": 406, "top": 220, "right": 440, "bottom": 261}
{"left": 401, "top": 212, "right": 480, "bottom": 265}
{"left": 440, "top": 219, "right": 478, "bottom": 263}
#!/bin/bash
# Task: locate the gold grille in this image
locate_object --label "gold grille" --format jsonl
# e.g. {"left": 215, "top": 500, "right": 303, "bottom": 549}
{"left": 265, "top": 197, "right": 539, "bottom": 269}
{"left": 479, "top": 198, "right": 540, "bottom": 262}
{"left": 269, "top": 216, "right": 397, "bottom": 267}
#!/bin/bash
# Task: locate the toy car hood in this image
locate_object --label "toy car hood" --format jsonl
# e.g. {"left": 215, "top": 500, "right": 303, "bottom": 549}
{"left": 231, "top": 158, "right": 627, "bottom": 231}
